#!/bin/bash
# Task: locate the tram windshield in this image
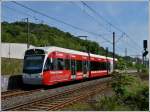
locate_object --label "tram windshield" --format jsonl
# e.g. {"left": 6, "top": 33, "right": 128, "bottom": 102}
{"left": 23, "top": 55, "right": 45, "bottom": 73}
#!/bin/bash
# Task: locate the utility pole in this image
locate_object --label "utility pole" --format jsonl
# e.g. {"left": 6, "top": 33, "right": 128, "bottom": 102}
{"left": 125, "top": 48, "right": 127, "bottom": 61}
{"left": 106, "top": 47, "right": 109, "bottom": 75}
{"left": 24, "top": 18, "right": 30, "bottom": 49}
{"left": 125, "top": 48, "right": 127, "bottom": 72}
{"left": 113, "top": 32, "right": 115, "bottom": 71}
{"left": 125, "top": 48, "right": 127, "bottom": 57}
{"left": 27, "top": 18, "right": 30, "bottom": 49}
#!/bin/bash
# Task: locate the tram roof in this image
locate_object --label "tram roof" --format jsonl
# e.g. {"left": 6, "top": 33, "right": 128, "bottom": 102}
{"left": 31, "top": 46, "right": 117, "bottom": 61}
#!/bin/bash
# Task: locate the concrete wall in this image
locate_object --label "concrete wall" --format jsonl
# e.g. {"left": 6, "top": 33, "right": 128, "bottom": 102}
{"left": 1, "top": 43, "right": 35, "bottom": 59}
{"left": 1, "top": 43, "right": 35, "bottom": 91}
{"left": 1, "top": 75, "right": 9, "bottom": 91}
{"left": 1, "top": 75, "right": 23, "bottom": 92}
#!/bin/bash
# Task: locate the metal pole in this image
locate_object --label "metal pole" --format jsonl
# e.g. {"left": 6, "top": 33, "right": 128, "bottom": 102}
{"left": 125, "top": 48, "right": 127, "bottom": 72}
{"left": 142, "top": 51, "right": 144, "bottom": 65}
{"left": 113, "top": 32, "right": 115, "bottom": 71}
{"left": 26, "top": 18, "right": 30, "bottom": 49}
{"left": 125, "top": 48, "right": 127, "bottom": 57}
{"left": 106, "top": 47, "right": 108, "bottom": 75}
{"left": 87, "top": 41, "right": 91, "bottom": 78}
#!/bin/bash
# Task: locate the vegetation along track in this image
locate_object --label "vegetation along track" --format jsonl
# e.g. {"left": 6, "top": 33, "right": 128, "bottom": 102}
{"left": 1, "top": 89, "right": 42, "bottom": 100}
{"left": 3, "top": 78, "right": 111, "bottom": 111}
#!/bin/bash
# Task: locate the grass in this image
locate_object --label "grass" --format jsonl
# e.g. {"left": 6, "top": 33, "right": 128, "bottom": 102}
{"left": 62, "top": 97, "right": 131, "bottom": 111}
{"left": 62, "top": 102, "right": 93, "bottom": 111}
{"left": 1, "top": 58, "right": 23, "bottom": 75}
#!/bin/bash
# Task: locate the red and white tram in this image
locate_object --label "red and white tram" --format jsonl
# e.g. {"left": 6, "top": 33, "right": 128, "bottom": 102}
{"left": 22, "top": 46, "right": 117, "bottom": 85}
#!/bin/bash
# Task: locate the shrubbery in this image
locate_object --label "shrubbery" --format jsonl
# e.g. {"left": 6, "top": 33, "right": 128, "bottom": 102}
{"left": 2, "top": 22, "right": 118, "bottom": 57}
{"left": 97, "top": 72, "right": 149, "bottom": 111}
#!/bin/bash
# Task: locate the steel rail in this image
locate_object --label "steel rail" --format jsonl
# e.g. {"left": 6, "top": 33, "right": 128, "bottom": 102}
{"left": 2, "top": 89, "right": 42, "bottom": 100}
{"left": 4, "top": 80, "right": 110, "bottom": 111}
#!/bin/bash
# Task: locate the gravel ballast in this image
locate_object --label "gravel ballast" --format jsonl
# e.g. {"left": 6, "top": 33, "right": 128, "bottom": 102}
{"left": 2, "top": 77, "right": 111, "bottom": 110}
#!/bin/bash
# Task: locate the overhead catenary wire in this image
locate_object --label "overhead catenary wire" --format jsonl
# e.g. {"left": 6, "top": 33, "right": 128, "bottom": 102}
{"left": 72, "top": 1, "right": 129, "bottom": 47}
{"left": 3, "top": 4, "right": 107, "bottom": 46}
{"left": 3, "top": 5, "right": 67, "bottom": 46}
{"left": 70, "top": 1, "right": 112, "bottom": 34}
{"left": 12, "top": 1, "right": 112, "bottom": 44}
{"left": 81, "top": 1, "right": 141, "bottom": 50}
{"left": 71, "top": 1, "right": 129, "bottom": 54}
{"left": 3, "top": 5, "right": 44, "bottom": 24}
{"left": 4, "top": 1, "right": 142, "bottom": 57}
{"left": 73, "top": 1, "right": 141, "bottom": 54}
{"left": 115, "top": 32, "right": 125, "bottom": 44}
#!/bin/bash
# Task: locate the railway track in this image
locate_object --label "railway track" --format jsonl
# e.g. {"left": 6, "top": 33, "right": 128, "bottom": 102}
{"left": 3, "top": 79, "right": 110, "bottom": 111}
{"left": 1, "top": 89, "right": 42, "bottom": 100}
{"left": 1, "top": 72, "right": 135, "bottom": 101}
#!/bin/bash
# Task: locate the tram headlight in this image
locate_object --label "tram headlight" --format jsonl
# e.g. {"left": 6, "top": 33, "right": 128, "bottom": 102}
{"left": 37, "top": 75, "right": 41, "bottom": 78}
{"left": 35, "top": 73, "right": 42, "bottom": 78}
{"left": 22, "top": 74, "right": 28, "bottom": 78}
{"left": 38, "top": 73, "right": 42, "bottom": 78}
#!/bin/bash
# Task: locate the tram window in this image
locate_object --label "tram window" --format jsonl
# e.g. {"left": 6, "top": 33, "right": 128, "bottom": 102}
{"left": 57, "top": 58, "right": 64, "bottom": 70}
{"left": 83, "top": 61, "right": 87, "bottom": 69}
{"left": 65, "top": 59, "right": 70, "bottom": 70}
{"left": 90, "top": 61, "right": 108, "bottom": 71}
{"left": 76, "top": 60, "right": 82, "bottom": 71}
{"left": 100, "top": 62, "right": 107, "bottom": 70}
{"left": 90, "top": 62, "right": 94, "bottom": 70}
{"left": 25, "top": 49, "right": 45, "bottom": 55}
{"left": 91, "top": 61, "right": 100, "bottom": 70}
{"left": 107, "top": 62, "right": 111, "bottom": 71}
{"left": 44, "top": 58, "right": 51, "bottom": 71}
{"left": 52, "top": 58, "right": 57, "bottom": 70}
{"left": 44, "top": 58, "right": 56, "bottom": 71}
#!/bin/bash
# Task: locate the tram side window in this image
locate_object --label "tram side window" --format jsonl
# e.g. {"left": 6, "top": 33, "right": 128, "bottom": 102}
{"left": 91, "top": 61, "right": 100, "bottom": 70}
{"left": 57, "top": 58, "right": 64, "bottom": 70}
{"left": 107, "top": 62, "right": 111, "bottom": 71}
{"left": 91, "top": 62, "right": 95, "bottom": 70}
{"left": 90, "top": 61, "right": 108, "bottom": 71}
{"left": 100, "top": 62, "right": 107, "bottom": 70}
{"left": 83, "top": 61, "right": 87, "bottom": 69}
{"left": 76, "top": 60, "right": 82, "bottom": 71}
{"left": 44, "top": 58, "right": 52, "bottom": 71}
{"left": 65, "top": 59, "right": 70, "bottom": 70}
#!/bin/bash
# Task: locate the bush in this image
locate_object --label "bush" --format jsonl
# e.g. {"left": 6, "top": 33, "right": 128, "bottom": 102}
{"left": 110, "top": 72, "right": 149, "bottom": 110}
{"left": 141, "top": 68, "right": 148, "bottom": 74}
{"left": 111, "top": 72, "right": 134, "bottom": 97}
{"left": 123, "top": 83, "right": 149, "bottom": 110}
{"left": 92, "top": 96, "right": 130, "bottom": 111}
{"left": 116, "top": 58, "right": 127, "bottom": 70}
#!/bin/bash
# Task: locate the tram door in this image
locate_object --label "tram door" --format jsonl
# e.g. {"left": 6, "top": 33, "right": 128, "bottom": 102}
{"left": 71, "top": 60, "right": 76, "bottom": 80}
{"left": 83, "top": 61, "right": 88, "bottom": 78}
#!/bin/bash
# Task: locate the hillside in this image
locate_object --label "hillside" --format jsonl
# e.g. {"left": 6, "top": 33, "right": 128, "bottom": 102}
{"left": 2, "top": 21, "right": 117, "bottom": 57}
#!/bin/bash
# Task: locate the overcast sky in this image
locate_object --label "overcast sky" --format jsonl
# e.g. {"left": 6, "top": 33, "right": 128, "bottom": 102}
{"left": 1, "top": 1, "right": 148, "bottom": 57}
